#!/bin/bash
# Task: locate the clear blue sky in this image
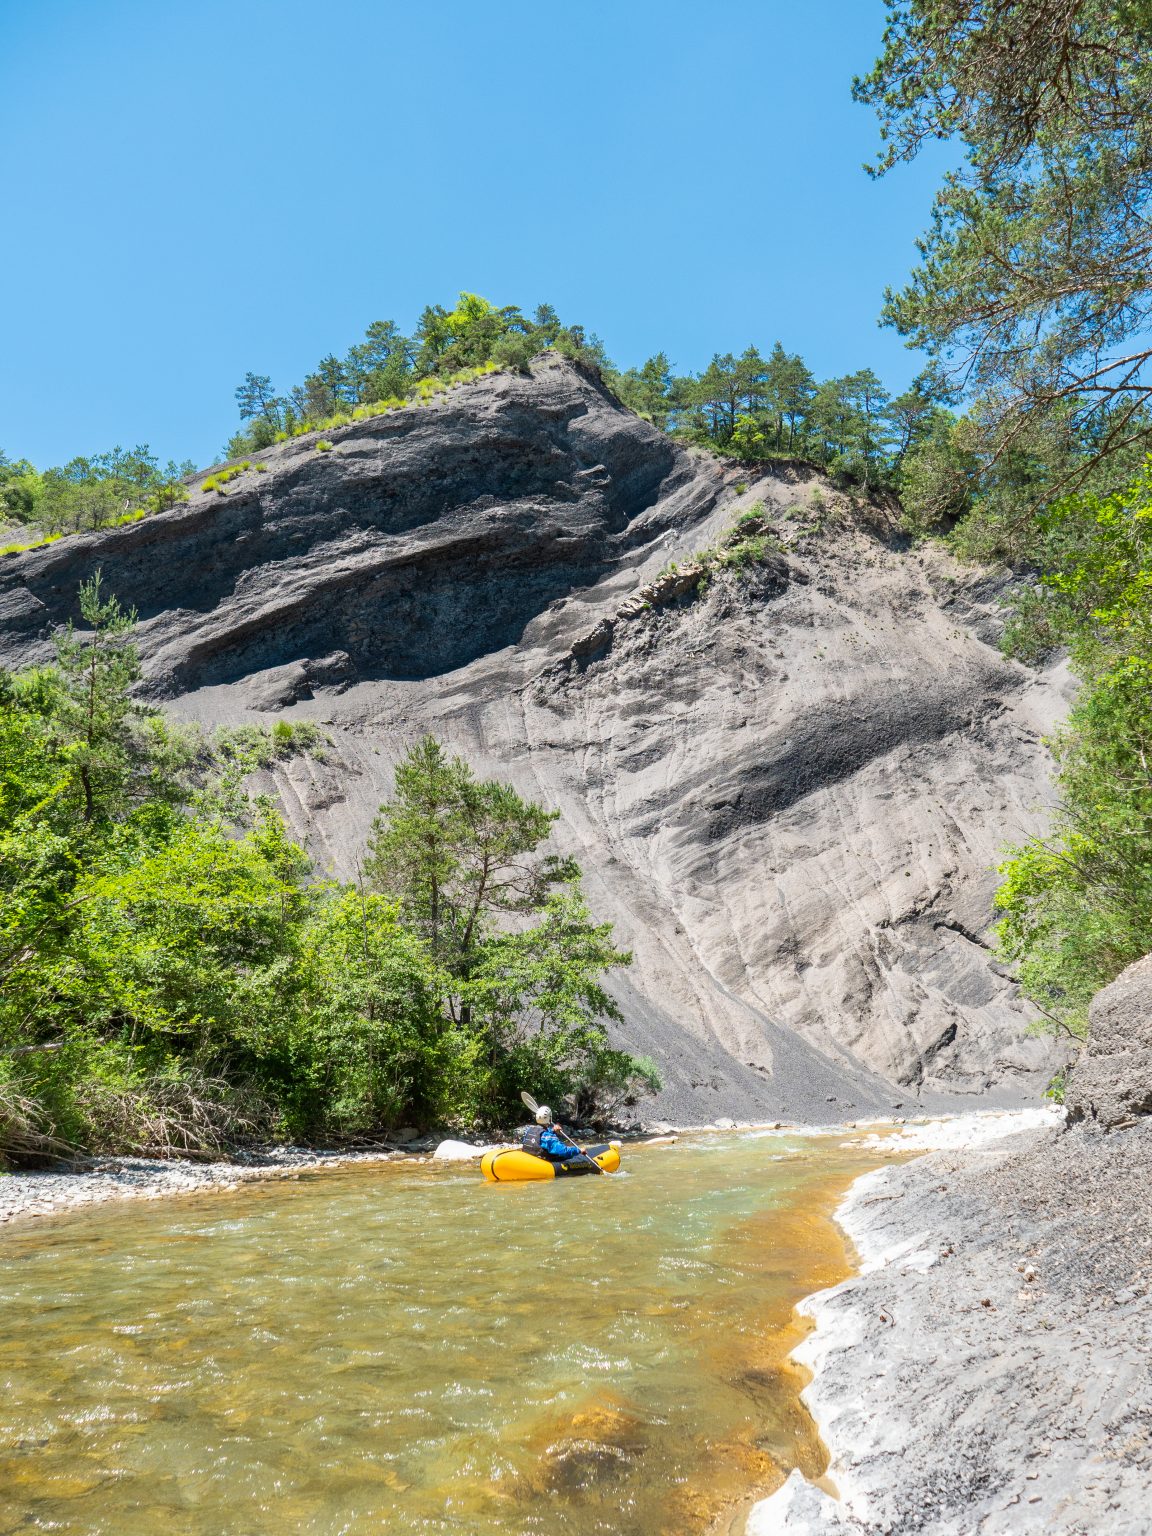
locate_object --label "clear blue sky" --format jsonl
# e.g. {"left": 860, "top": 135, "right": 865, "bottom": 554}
{"left": 0, "top": 0, "right": 952, "bottom": 471}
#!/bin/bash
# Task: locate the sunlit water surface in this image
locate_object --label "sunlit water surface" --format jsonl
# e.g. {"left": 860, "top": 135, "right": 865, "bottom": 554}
{"left": 0, "top": 1132, "right": 888, "bottom": 1535}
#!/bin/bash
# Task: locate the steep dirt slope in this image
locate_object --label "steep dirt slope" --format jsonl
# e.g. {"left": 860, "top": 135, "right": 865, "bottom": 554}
{"left": 0, "top": 355, "right": 1068, "bottom": 1121}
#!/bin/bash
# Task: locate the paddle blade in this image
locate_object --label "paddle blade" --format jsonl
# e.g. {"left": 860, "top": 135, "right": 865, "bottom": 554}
{"left": 520, "top": 1090, "right": 539, "bottom": 1114}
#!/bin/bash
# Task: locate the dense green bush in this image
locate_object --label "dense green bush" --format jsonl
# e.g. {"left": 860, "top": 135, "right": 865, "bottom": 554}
{"left": 995, "top": 462, "right": 1152, "bottom": 1033}
{"left": 0, "top": 583, "right": 652, "bottom": 1163}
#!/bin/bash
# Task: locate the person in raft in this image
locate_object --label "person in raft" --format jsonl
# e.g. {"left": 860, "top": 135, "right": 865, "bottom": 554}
{"left": 521, "top": 1104, "right": 583, "bottom": 1163}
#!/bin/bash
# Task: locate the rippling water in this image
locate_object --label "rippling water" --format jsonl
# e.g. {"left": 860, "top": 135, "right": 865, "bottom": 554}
{"left": 0, "top": 1131, "right": 886, "bottom": 1535}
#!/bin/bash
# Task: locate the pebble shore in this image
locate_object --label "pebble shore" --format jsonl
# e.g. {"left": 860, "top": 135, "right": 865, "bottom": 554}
{"left": 0, "top": 1144, "right": 435, "bottom": 1226}
{"left": 0, "top": 1116, "right": 826, "bottom": 1228}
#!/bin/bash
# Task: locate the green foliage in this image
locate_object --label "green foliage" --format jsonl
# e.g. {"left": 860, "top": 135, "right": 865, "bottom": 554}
{"left": 606, "top": 342, "right": 944, "bottom": 491}
{"left": 0, "top": 531, "right": 65, "bottom": 558}
{"left": 613, "top": 352, "right": 675, "bottom": 429}
{"left": 315, "top": 440, "right": 333, "bottom": 453}
{"left": 0, "top": 603, "right": 651, "bottom": 1163}
{"left": 224, "top": 295, "right": 606, "bottom": 460}
{"left": 202, "top": 463, "right": 247, "bottom": 494}
{"left": 858, "top": 1, "right": 1152, "bottom": 500}
{"left": 856, "top": 3, "right": 1152, "bottom": 1040}
{"left": 1045, "top": 1068, "right": 1069, "bottom": 1105}
{"left": 994, "top": 463, "right": 1152, "bottom": 1031}
{"left": 1, "top": 446, "right": 195, "bottom": 541}
{"left": 215, "top": 719, "right": 325, "bottom": 773}
{"left": 686, "top": 505, "right": 784, "bottom": 589}
{"left": 0, "top": 452, "right": 39, "bottom": 524}
{"left": 898, "top": 413, "right": 980, "bottom": 535}
{"left": 363, "top": 736, "right": 650, "bottom": 1124}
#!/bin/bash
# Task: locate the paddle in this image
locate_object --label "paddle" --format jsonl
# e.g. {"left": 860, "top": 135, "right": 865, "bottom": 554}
{"left": 519, "top": 1090, "right": 605, "bottom": 1175}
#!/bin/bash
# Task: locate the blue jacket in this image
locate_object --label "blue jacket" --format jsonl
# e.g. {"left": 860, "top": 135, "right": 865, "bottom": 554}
{"left": 540, "top": 1125, "right": 583, "bottom": 1161}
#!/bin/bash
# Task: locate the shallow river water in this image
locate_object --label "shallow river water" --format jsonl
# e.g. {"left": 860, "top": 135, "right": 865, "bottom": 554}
{"left": 0, "top": 1131, "right": 889, "bottom": 1535}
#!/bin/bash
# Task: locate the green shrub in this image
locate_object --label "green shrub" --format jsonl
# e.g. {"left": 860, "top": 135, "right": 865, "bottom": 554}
{"left": 994, "top": 463, "right": 1152, "bottom": 1033}
{"left": 216, "top": 718, "right": 324, "bottom": 769}
{"left": 316, "top": 440, "right": 333, "bottom": 453}
{"left": 1, "top": 613, "right": 649, "bottom": 1158}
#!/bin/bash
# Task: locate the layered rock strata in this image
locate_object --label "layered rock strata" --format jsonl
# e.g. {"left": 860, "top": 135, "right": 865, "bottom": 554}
{"left": 0, "top": 355, "right": 1069, "bottom": 1119}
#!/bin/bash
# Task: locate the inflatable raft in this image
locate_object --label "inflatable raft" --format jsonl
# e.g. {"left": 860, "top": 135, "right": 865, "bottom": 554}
{"left": 481, "top": 1142, "right": 621, "bottom": 1181}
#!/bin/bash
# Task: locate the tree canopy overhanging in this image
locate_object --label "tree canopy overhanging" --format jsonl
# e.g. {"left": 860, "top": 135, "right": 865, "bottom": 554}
{"left": 856, "top": 0, "right": 1152, "bottom": 494}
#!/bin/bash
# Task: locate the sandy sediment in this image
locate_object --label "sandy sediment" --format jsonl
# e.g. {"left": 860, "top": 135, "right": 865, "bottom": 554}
{"left": 748, "top": 1107, "right": 1152, "bottom": 1535}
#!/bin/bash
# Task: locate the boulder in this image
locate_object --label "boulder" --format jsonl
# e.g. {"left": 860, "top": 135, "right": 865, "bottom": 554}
{"left": 239, "top": 651, "right": 356, "bottom": 711}
{"left": 1066, "top": 952, "right": 1152, "bottom": 1128}
{"left": 431, "top": 1139, "right": 496, "bottom": 1162}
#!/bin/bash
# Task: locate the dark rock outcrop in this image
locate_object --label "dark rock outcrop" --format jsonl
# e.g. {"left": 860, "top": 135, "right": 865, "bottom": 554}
{"left": 0, "top": 355, "right": 1072, "bottom": 1118}
{"left": 1067, "top": 953, "right": 1152, "bottom": 1127}
{"left": 0, "top": 355, "right": 719, "bottom": 693}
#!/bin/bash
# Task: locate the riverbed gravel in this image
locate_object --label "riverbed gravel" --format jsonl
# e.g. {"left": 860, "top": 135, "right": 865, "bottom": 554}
{"left": 750, "top": 1113, "right": 1152, "bottom": 1535}
{"left": 0, "top": 1124, "right": 690, "bottom": 1226}
{"left": 0, "top": 1145, "right": 430, "bottom": 1225}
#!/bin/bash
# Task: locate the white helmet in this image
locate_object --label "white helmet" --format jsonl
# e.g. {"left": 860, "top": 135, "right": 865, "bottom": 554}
{"left": 534, "top": 1105, "right": 553, "bottom": 1125}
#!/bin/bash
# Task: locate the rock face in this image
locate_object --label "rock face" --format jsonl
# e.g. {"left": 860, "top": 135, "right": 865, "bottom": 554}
{"left": 0, "top": 355, "right": 714, "bottom": 693}
{"left": 750, "top": 1113, "right": 1152, "bottom": 1535}
{"left": 1066, "top": 953, "right": 1152, "bottom": 1128}
{"left": 0, "top": 354, "right": 1070, "bottom": 1120}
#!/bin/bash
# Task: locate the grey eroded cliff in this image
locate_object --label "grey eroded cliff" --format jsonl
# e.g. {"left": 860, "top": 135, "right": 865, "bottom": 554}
{"left": 0, "top": 354, "right": 1069, "bottom": 1121}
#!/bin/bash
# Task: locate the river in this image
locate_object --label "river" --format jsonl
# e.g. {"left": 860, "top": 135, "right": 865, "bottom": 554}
{"left": 0, "top": 1130, "right": 890, "bottom": 1535}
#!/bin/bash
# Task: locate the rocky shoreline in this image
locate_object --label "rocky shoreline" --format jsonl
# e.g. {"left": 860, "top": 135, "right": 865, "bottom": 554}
{"left": 0, "top": 1144, "right": 434, "bottom": 1226}
{"left": 747, "top": 1107, "right": 1152, "bottom": 1535}
{"left": 0, "top": 1098, "right": 831, "bottom": 1229}
{"left": 0, "top": 1119, "right": 758, "bottom": 1227}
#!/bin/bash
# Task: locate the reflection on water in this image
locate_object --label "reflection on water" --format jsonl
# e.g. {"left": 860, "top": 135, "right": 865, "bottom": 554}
{"left": 0, "top": 1132, "right": 885, "bottom": 1535}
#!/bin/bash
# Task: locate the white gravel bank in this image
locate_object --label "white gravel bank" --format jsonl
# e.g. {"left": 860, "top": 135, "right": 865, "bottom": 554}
{"left": 0, "top": 1145, "right": 433, "bottom": 1226}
